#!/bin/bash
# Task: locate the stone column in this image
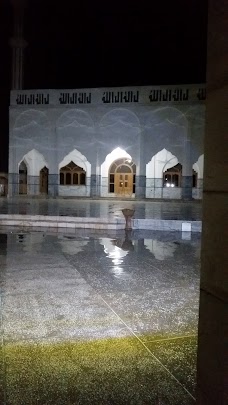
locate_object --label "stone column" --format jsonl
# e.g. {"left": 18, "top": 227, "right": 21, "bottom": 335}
{"left": 10, "top": 0, "right": 27, "bottom": 90}
{"left": 7, "top": 173, "right": 19, "bottom": 197}
{"left": 48, "top": 174, "right": 59, "bottom": 197}
{"left": 90, "top": 166, "right": 100, "bottom": 197}
{"left": 135, "top": 133, "right": 146, "bottom": 199}
{"left": 196, "top": 1, "right": 228, "bottom": 404}
{"left": 90, "top": 173, "right": 97, "bottom": 197}
{"left": 182, "top": 134, "right": 193, "bottom": 200}
{"left": 135, "top": 174, "right": 146, "bottom": 199}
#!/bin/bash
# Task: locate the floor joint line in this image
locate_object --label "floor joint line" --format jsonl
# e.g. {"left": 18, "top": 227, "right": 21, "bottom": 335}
{"left": 99, "top": 294, "right": 196, "bottom": 402}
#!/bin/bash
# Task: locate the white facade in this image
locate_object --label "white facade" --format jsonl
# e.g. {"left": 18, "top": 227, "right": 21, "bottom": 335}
{"left": 8, "top": 84, "right": 205, "bottom": 199}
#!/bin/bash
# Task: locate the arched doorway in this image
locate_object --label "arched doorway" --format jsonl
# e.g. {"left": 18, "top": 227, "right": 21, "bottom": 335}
{"left": 163, "top": 164, "right": 198, "bottom": 188}
{"left": 19, "top": 161, "right": 27, "bottom": 194}
{"left": 163, "top": 163, "right": 182, "bottom": 188}
{"left": 40, "top": 166, "right": 49, "bottom": 194}
{"left": 109, "top": 158, "right": 136, "bottom": 196}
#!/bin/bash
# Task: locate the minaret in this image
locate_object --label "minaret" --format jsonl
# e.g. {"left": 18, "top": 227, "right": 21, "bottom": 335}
{"left": 9, "top": 0, "right": 27, "bottom": 90}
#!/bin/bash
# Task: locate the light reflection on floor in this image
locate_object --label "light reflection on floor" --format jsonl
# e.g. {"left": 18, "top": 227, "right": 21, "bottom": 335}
{"left": 0, "top": 229, "right": 200, "bottom": 404}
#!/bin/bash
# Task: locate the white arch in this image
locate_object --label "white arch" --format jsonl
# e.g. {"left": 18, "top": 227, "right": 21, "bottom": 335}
{"left": 14, "top": 109, "right": 50, "bottom": 130}
{"left": 18, "top": 149, "right": 48, "bottom": 176}
{"left": 101, "top": 147, "right": 132, "bottom": 178}
{"left": 146, "top": 148, "right": 179, "bottom": 179}
{"left": 59, "top": 149, "right": 91, "bottom": 177}
{"left": 99, "top": 108, "right": 140, "bottom": 128}
{"left": 193, "top": 154, "right": 204, "bottom": 179}
{"left": 145, "top": 106, "right": 188, "bottom": 128}
{"left": 56, "top": 109, "right": 94, "bottom": 129}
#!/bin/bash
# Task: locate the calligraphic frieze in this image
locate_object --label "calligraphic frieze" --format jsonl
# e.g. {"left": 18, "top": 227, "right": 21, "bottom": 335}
{"left": 102, "top": 90, "right": 139, "bottom": 104}
{"left": 59, "top": 92, "right": 91, "bottom": 105}
{"left": 149, "top": 88, "right": 189, "bottom": 102}
{"left": 11, "top": 86, "right": 206, "bottom": 106}
{"left": 16, "top": 93, "right": 50, "bottom": 105}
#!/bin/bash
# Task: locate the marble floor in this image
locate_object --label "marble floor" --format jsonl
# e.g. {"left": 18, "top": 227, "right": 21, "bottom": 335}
{"left": 0, "top": 228, "right": 201, "bottom": 405}
{"left": 0, "top": 197, "right": 202, "bottom": 220}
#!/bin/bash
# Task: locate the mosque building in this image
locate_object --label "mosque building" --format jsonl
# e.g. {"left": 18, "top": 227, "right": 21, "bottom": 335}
{"left": 8, "top": 1, "right": 205, "bottom": 200}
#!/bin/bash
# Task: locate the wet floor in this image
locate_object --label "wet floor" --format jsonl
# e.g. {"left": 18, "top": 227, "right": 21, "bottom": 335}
{"left": 0, "top": 197, "right": 202, "bottom": 220}
{"left": 0, "top": 229, "right": 201, "bottom": 404}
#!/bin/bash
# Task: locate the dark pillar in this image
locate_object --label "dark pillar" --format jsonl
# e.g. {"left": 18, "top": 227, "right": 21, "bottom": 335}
{"left": 196, "top": 0, "right": 228, "bottom": 403}
{"left": 10, "top": 0, "right": 27, "bottom": 90}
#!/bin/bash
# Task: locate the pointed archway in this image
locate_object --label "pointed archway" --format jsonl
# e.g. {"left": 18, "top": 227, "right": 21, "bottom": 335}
{"left": 19, "top": 149, "right": 49, "bottom": 195}
{"left": 58, "top": 149, "right": 91, "bottom": 197}
{"left": 146, "top": 148, "right": 180, "bottom": 198}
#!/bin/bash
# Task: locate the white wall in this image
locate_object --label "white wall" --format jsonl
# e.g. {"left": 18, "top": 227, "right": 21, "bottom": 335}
{"left": 58, "top": 184, "right": 90, "bottom": 197}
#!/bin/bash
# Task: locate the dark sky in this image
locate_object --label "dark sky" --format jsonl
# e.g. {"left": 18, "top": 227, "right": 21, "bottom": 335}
{"left": 0, "top": 0, "right": 208, "bottom": 171}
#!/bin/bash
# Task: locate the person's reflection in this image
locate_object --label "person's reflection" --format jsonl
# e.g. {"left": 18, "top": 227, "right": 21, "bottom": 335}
{"left": 113, "top": 231, "right": 134, "bottom": 252}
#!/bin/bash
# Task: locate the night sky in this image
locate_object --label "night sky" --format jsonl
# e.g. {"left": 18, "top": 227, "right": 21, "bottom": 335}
{"left": 0, "top": 0, "right": 208, "bottom": 171}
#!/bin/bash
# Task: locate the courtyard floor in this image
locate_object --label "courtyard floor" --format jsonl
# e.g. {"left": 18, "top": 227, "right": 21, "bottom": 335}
{"left": 0, "top": 197, "right": 202, "bottom": 221}
{"left": 0, "top": 228, "right": 200, "bottom": 404}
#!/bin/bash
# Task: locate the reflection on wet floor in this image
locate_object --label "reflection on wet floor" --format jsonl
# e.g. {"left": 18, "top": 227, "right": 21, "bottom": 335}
{"left": 0, "top": 229, "right": 200, "bottom": 405}
{"left": 0, "top": 197, "right": 202, "bottom": 220}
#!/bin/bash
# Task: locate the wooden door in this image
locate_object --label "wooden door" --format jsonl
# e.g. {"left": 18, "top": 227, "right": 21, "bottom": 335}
{"left": 19, "top": 175, "right": 27, "bottom": 194}
{"left": 115, "top": 173, "right": 133, "bottom": 195}
{"left": 40, "top": 167, "right": 49, "bottom": 194}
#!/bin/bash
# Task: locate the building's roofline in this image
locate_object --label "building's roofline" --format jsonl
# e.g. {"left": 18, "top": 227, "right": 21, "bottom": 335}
{"left": 10, "top": 83, "right": 206, "bottom": 94}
